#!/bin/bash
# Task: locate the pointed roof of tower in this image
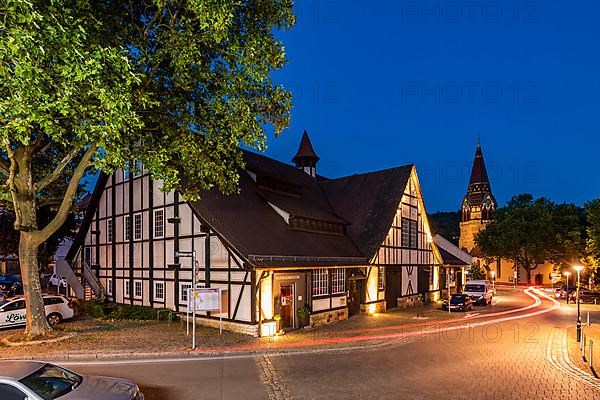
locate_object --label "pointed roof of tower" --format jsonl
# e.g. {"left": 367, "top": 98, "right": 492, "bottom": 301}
{"left": 292, "top": 130, "right": 320, "bottom": 165}
{"left": 468, "top": 140, "right": 490, "bottom": 186}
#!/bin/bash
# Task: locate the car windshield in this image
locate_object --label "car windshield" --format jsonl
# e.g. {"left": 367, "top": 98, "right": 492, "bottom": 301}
{"left": 0, "top": 276, "right": 16, "bottom": 283}
{"left": 465, "top": 284, "right": 485, "bottom": 292}
{"left": 20, "top": 364, "right": 82, "bottom": 400}
{"left": 450, "top": 295, "right": 467, "bottom": 304}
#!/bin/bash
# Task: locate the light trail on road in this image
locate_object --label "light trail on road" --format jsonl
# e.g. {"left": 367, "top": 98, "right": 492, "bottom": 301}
{"left": 58, "top": 287, "right": 560, "bottom": 367}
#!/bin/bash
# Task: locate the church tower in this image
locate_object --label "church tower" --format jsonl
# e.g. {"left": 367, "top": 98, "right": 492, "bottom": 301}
{"left": 292, "top": 131, "right": 320, "bottom": 177}
{"left": 459, "top": 140, "right": 497, "bottom": 253}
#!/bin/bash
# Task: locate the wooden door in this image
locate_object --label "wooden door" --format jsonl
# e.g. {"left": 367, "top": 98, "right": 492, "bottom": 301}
{"left": 385, "top": 267, "right": 402, "bottom": 309}
{"left": 280, "top": 284, "right": 294, "bottom": 329}
{"left": 347, "top": 279, "right": 364, "bottom": 316}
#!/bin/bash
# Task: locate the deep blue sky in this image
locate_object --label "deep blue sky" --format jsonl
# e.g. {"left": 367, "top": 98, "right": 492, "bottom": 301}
{"left": 260, "top": 1, "right": 600, "bottom": 212}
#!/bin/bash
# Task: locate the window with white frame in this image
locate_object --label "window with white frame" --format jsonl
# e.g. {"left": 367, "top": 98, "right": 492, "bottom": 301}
{"left": 106, "top": 279, "right": 113, "bottom": 296}
{"left": 378, "top": 267, "right": 385, "bottom": 291}
{"left": 154, "top": 282, "right": 165, "bottom": 301}
{"left": 124, "top": 279, "right": 130, "bottom": 298}
{"left": 124, "top": 216, "right": 131, "bottom": 241}
{"left": 134, "top": 213, "right": 142, "bottom": 240}
{"left": 331, "top": 268, "right": 346, "bottom": 294}
{"left": 134, "top": 280, "right": 143, "bottom": 299}
{"left": 180, "top": 283, "right": 192, "bottom": 304}
{"left": 312, "top": 269, "right": 329, "bottom": 296}
{"left": 154, "top": 209, "right": 165, "bottom": 238}
{"left": 107, "top": 219, "right": 113, "bottom": 243}
{"left": 401, "top": 219, "right": 410, "bottom": 247}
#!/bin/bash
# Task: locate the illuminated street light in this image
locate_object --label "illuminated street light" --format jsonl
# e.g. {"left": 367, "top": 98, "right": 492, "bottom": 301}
{"left": 573, "top": 265, "right": 585, "bottom": 342}
{"left": 564, "top": 271, "right": 571, "bottom": 304}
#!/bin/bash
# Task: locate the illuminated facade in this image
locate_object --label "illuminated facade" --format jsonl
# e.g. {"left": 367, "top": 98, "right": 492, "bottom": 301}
{"left": 68, "top": 132, "right": 443, "bottom": 336}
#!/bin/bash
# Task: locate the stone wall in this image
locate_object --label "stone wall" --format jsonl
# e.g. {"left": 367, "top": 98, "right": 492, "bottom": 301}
{"left": 360, "top": 300, "right": 387, "bottom": 314}
{"left": 397, "top": 294, "right": 424, "bottom": 309}
{"left": 189, "top": 316, "right": 259, "bottom": 337}
{"left": 310, "top": 308, "right": 348, "bottom": 328}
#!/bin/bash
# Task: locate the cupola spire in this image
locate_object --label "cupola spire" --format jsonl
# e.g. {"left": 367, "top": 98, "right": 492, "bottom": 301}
{"left": 292, "top": 131, "right": 320, "bottom": 177}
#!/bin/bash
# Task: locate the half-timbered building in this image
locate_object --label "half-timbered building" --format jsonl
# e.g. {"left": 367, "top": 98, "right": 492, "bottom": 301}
{"left": 68, "top": 132, "right": 442, "bottom": 336}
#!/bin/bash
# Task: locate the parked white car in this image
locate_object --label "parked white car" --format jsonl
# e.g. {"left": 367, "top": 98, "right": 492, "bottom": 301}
{"left": 0, "top": 361, "right": 144, "bottom": 399}
{"left": 0, "top": 295, "right": 74, "bottom": 328}
{"left": 49, "top": 273, "right": 68, "bottom": 288}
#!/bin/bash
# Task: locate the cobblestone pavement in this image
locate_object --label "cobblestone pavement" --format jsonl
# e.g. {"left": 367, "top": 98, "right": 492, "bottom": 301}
{"left": 257, "top": 355, "right": 295, "bottom": 400}
{"left": 58, "top": 289, "right": 600, "bottom": 399}
{"left": 269, "top": 291, "right": 600, "bottom": 399}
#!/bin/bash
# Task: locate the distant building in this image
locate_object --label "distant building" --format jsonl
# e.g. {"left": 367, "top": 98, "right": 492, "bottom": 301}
{"left": 458, "top": 141, "right": 554, "bottom": 285}
{"left": 68, "top": 131, "right": 444, "bottom": 336}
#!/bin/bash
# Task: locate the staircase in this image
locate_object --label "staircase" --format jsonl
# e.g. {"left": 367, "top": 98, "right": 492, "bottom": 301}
{"left": 56, "top": 254, "right": 105, "bottom": 301}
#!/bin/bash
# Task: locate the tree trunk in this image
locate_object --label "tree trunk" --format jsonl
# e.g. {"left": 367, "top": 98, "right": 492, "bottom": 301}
{"left": 19, "top": 233, "right": 51, "bottom": 338}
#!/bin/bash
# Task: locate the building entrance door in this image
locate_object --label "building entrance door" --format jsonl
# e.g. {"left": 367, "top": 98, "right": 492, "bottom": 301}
{"left": 280, "top": 284, "right": 294, "bottom": 330}
{"left": 347, "top": 278, "right": 364, "bottom": 316}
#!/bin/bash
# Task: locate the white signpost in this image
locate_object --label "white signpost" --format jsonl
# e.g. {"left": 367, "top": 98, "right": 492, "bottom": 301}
{"left": 186, "top": 287, "right": 225, "bottom": 349}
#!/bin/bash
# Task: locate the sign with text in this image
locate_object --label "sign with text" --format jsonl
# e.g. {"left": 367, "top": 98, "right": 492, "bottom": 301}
{"left": 191, "top": 288, "right": 221, "bottom": 312}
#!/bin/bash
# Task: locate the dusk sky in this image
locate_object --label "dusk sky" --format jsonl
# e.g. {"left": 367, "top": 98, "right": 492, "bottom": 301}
{"left": 259, "top": 1, "right": 600, "bottom": 212}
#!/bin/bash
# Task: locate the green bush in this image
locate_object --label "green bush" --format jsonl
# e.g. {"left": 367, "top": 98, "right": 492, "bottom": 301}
{"left": 77, "top": 301, "right": 105, "bottom": 318}
{"left": 79, "top": 301, "right": 172, "bottom": 321}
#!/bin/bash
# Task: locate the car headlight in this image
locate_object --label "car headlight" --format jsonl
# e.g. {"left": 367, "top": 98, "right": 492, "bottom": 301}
{"left": 132, "top": 386, "right": 144, "bottom": 400}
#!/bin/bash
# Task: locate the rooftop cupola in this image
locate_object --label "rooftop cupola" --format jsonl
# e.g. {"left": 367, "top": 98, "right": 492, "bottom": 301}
{"left": 292, "top": 130, "right": 320, "bottom": 177}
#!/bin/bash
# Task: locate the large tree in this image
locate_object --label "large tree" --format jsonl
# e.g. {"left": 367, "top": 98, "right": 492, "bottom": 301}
{"left": 475, "top": 194, "right": 585, "bottom": 283}
{"left": 585, "top": 199, "right": 600, "bottom": 283}
{"left": 0, "top": 0, "right": 294, "bottom": 337}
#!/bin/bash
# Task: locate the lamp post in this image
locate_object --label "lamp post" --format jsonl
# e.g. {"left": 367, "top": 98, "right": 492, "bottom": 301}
{"left": 574, "top": 265, "right": 585, "bottom": 343}
{"left": 564, "top": 271, "right": 571, "bottom": 304}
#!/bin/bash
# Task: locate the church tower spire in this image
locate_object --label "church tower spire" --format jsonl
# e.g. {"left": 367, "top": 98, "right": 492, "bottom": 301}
{"left": 292, "top": 130, "right": 320, "bottom": 177}
{"left": 459, "top": 140, "right": 497, "bottom": 253}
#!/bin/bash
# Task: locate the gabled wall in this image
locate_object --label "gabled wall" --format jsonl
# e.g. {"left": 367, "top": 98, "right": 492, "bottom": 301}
{"left": 79, "top": 166, "right": 254, "bottom": 325}
{"left": 371, "top": 168, "right": 442, "bottom": 309}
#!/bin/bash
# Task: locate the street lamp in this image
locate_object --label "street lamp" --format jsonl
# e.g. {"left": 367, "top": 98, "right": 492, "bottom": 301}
{"left": 563, "top": 271, "right": 571, "bottom": 304}
{"left": 573, "top": 265, "right": 585, "bottom": 342}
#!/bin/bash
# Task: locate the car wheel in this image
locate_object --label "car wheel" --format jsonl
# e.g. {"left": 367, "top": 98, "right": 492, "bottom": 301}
{"left": 47, "top": 313, "right": 63, "bottom": 326}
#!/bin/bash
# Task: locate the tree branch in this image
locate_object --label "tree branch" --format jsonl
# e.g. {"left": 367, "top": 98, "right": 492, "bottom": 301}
{"left": 35, "top": 143, "right": 98, "bottom": 245}
{"left": 0, "top": 157, "right": 9, "bottom": 176}
{"left": 1, "top": 139, "right": 20, "bottom": 226}
{"left": 33, "top": 147, "right": 80, "bottom": 192}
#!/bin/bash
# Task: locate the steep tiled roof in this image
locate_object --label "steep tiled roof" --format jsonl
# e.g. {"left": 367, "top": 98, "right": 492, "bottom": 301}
{"left": 187, "top": 151, "right": 365, "bottom": 267}
{"left": 320, "top": 166, "right": 413, "bottom": 260}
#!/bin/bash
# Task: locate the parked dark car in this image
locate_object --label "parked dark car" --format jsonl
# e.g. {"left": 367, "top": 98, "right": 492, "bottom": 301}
{"left": 569, "top": 289, "right": 600, "bottom": 304}
{"left": 0, "top": 274, "right": 23, "bottom": 296}
{"left": 442, "top": 294, "right": 474, "bottom": 312}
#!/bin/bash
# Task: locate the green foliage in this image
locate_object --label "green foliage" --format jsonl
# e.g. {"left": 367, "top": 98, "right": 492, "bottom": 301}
{"left": 92, "top": 0, "right": 295, "bottom": 196}
{"left": 428, "top": 211, "right": 461, "bottom": 244}
{"left": 585, "top": 199, "right": 600, "bottom": 269}
{"left": 297, "top": 305, "right": 311, "bottom": 317}
{"left": 467, "top": 263, "right": 486, "bottom": 280}
{"left": 475, "top": 194, "right": 586, "bottom": 282}
{"left": 80, "top": 301, "right": 172, "bottom": 321}
{"left": 0, "top": 0, "right": 294, "bottom": 335}
{"left": 78, "top": 301, "right": 106, "bottom": 319}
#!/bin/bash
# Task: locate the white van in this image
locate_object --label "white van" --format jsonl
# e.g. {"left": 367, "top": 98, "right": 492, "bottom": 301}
{"left": 0, "top": 295, "right": 74, "bottom": 328}
{"left": 464, "top": 280, "right": 494, "bottom": 305}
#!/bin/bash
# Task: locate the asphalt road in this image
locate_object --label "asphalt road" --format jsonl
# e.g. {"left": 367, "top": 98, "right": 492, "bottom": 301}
{"left": 62, "top": 288, "right": 600, "bottom": 400}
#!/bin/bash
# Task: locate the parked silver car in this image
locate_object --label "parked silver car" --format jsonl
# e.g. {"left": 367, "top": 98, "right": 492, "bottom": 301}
{"left": 0, "top": 361, "right": 144, "bottom": 399}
